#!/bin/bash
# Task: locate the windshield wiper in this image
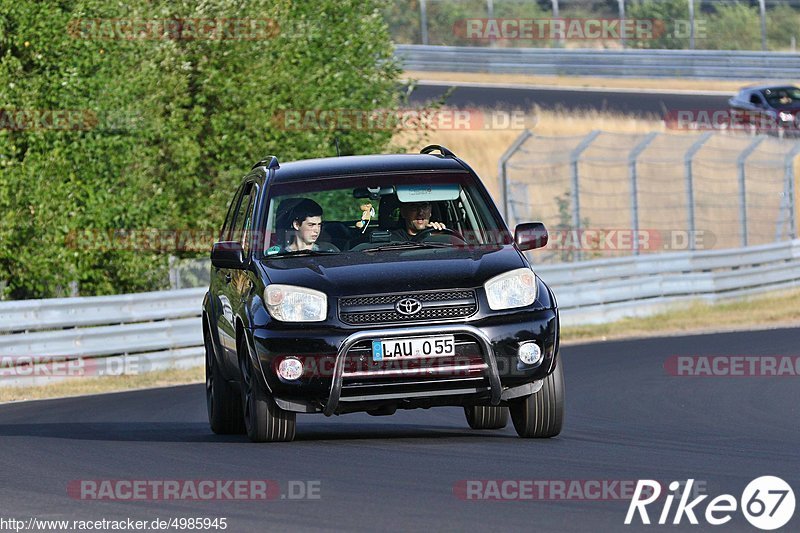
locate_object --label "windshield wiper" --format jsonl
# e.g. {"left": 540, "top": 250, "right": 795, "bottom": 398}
{"left": 362, "top": 241, "right": 453, "bottom": 253}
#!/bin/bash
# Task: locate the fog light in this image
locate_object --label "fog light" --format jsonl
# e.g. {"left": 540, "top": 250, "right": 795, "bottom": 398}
{"left": 277, "top": 357, "right": 303, "bottom": 381}
{"left": 518, "top": 342, "right": 542, "bottom": 366}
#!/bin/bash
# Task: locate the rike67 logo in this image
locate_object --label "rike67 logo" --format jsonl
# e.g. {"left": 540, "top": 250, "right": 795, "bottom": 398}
{"left": 625, "top": 477, "right": 795, "bottom": 530}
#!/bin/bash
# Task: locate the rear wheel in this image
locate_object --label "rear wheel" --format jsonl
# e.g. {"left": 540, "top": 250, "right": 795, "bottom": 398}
{"left": 464, "top": 406, "right": 508, "bottom": 430}
{"left": 238, "top": 335, "right": 296, "bottom": 442}
{"left": 205, "top": 320, "right": 245, "bottom": 435}
{"left": 509, "top": 360, "right": 565, "bottom": 438}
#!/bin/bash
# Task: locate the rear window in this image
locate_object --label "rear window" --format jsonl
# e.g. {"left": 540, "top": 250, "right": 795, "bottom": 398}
{"left": 260, "top": 172, "right": 511, "bottom": 257}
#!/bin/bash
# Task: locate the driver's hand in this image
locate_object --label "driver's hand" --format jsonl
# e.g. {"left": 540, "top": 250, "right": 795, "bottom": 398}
{"left": 427, "top": 221, "right": 446, "bottom": 230}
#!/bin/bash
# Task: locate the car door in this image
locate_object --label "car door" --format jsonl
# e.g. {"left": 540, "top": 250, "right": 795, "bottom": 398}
{"left": 749, "top": 92, "right": 768, "bottom": 126}
{"left": 226, "top": 180, "right": 259, "bottom": 356}
{"left": 212, "top": 182, "right": 252, "bottom": 364}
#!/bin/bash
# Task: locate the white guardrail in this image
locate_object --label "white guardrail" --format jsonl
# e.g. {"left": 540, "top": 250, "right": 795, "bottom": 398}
{"left": 1, "top": 239, "right": 799, "bottom": 387}
{"left": 536, "top": 239, "right": 800, "bottom": 326}
{"left": 395, "top": 44, "right": 800, "bottom": 79}
{"left": 0, "top": 288, "right": 206, "bottom": 388}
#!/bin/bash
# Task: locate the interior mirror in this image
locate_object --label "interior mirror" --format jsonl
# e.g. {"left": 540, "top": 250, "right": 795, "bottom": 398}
{"left": 514, "top": 222, "right": 548, "bottom": 251}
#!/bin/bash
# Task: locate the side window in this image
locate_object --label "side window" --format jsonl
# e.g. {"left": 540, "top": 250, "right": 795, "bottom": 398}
{"left": 220, "top": 184, "right": 244, "bottom": 242}
{"left": 231, "top": 182, "right": 255, "bottom": 255}
{"left": 749, "top": 93, "right": 764, "bottom": 106}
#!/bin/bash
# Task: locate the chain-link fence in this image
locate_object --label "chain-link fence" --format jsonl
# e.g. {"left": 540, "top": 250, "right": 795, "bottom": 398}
{"left": 500, "top": 130, "right": 799, "bottom": 264}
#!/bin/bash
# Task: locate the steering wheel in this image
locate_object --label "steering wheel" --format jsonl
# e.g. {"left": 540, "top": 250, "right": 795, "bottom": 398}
{"left": 413, "top": 227, "right": 467, "bottom": 244}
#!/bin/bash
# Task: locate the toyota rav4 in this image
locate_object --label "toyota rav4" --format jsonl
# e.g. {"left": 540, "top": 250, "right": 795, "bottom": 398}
{"left": 203, "top": 145, "right": 563, "bottom": 442}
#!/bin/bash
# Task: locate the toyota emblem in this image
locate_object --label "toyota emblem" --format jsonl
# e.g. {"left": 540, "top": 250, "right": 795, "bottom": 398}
{"left": 395, "top": 298, "right": 423, "bottom": 316}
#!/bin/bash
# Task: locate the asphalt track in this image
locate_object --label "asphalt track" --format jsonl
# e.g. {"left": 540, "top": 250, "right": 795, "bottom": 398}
{"left": 1, "top": 326, "right": 797, "bottom": 532}
{"left": 409, "top": 81, "right": 732, "bottom": 116}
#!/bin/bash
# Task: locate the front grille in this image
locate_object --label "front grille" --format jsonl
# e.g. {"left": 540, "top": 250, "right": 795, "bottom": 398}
{"left": 339, "top": 289, "right": 477, "bottom": 325}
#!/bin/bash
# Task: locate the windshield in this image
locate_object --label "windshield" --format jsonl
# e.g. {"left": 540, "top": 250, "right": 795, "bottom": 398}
{"left": 260, "top": 171, "right": 511, "bottom": 258}
{"left": 762, "top": 87, "right": 800, "bottom": 107}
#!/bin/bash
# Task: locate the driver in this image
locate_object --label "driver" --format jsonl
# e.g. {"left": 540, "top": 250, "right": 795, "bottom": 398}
{"left": 390, "top": 201, "right": 446, "bottom": 241}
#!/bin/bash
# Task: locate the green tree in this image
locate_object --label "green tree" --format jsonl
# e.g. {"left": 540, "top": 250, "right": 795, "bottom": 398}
{"left": 0, "top": 0, "right": 400, "bottom": 299}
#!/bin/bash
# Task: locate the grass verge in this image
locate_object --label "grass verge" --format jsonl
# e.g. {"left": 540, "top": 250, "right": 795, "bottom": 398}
{"left": 562, "top": 288, "right": 800, "bottom": 344}
{"left": 403, "top": 70, "right": 761, "bottom": 92}
{"left": 0, "top": 365, "right": 204, "bottom": 403}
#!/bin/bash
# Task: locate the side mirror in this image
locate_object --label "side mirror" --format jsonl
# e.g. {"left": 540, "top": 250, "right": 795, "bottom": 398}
{"left": 211, "top": 241, "right": 247, "bottom": 269}
{"left": 514, "top": 222, "right": 548, "bottom": 251}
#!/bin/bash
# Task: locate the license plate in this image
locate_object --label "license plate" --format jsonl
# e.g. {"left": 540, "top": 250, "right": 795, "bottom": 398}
{"left": 372, "top": 335, "right": 455, "bottom": 361}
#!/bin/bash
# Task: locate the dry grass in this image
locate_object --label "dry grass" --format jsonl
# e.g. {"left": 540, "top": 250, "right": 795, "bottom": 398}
{"left": 404, "top": 70, "right": 764, "bottom": 93}
{"left": 562, "top": 288, "right": 800, "bottom": 343}
{"left": 394, "top": 107, "right": 667, "bottom": 199}
{"left": 0, "top": 365, "right": 204, "bottom": 403}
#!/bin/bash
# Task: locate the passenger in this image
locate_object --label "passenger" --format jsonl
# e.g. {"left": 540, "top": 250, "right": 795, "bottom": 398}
{"left": 285, "top": 199, "right": 339, "bottom": 252}
{"left": 390, "top": 200, "right": 446, "bottom": 241}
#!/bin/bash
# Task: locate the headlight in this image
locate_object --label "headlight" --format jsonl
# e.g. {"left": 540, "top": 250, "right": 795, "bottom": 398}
{"left": 780, "top": 111, "right": 793, "bottom": 122}
{"left": 264, "top": 284, "right": 327, "bottom": 322}
{"left": 484, "top": 268, "right": 538, "bottom": 310}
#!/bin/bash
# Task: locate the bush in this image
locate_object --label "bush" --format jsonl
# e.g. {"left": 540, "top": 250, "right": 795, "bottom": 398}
{"left": 767, "top": 3, "right": 800, "bottom": 51}
{"left": 625, "top": 0, "right": 691, "bottom": 49}
{"left": 700, "top": 2, "right": 761, "bottom": 51}
{"left": 0, "top": 0, "right": 400, "bottom": 299}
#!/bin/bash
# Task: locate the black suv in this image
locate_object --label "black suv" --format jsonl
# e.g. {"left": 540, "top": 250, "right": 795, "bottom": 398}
{"left": 203, "top": 146, "right": 563, "bottom": 442}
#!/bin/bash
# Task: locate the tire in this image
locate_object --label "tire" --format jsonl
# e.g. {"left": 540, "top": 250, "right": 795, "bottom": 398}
{"left": 464, "top": 405, "right": 508, "bottom": 430}
{"left": 238, "top": 335, "right": 296, "bottom": 443}
{"left": 205, "top": 320, "right": 245, "bottom": 435}
{"left": 509, "top": 360, "right": 565, "bottom": 438}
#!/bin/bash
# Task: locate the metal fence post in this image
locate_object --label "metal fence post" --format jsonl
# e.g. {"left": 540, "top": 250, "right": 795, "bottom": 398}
{"left": 688, "top": 0, "right": 695, "bottom": 50}
{"left": 570, "top": 130, "right": 600, "bottom": 261}
{"left": 737, "top": 136, "right": 766, "bottom": 247}
{"left": 628, "top": 133, "right": 658, "bottom": 255}
{"left": 758, "top": 0, "right": 767, "bottom": 51}
{"left": 551, "top": 0, "right": 562, "bottom": 47}
{"left": 498, "top": 129, "right": 533, "bottom": 226}
{"left": 419, "top": 0, "right": 429, "bottom": 45}
{"left": 684, "top": 132, "right": 712, "bottom": 250}
{"left": 783, "top": 144, "right": 800, "bottom": 240}
{"left": 618, "top": 0, "right": 626, "bottom": 49}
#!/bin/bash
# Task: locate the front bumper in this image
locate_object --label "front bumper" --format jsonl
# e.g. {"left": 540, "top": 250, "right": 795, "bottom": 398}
{"left": 250, "top": 308, "right": 558, "bottom": 415}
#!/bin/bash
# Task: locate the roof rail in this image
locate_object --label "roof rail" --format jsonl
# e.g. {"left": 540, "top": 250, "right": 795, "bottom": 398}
{"left": 420, "top": 145, "right": 456, "bottom": 157}
{"left": 251, "top": 155, "right": 280, "bottom": 171}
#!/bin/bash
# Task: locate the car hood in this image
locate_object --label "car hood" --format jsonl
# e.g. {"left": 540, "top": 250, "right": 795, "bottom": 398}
{"left": 259, "top": 245, "right": 527, "bottom": 297}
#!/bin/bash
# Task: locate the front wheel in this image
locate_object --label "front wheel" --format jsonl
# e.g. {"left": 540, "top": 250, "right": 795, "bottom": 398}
{"left": 464, "top": 406, "right": 508, "bottom": 430}
{"left": 205, "top": 321, "right": 245, "bottom": 435}
{"left": 238, "top": 336, "right": 296, "bottom": 442}
{"left": 509, "top": 360, "right": 565, "bottom": 438}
